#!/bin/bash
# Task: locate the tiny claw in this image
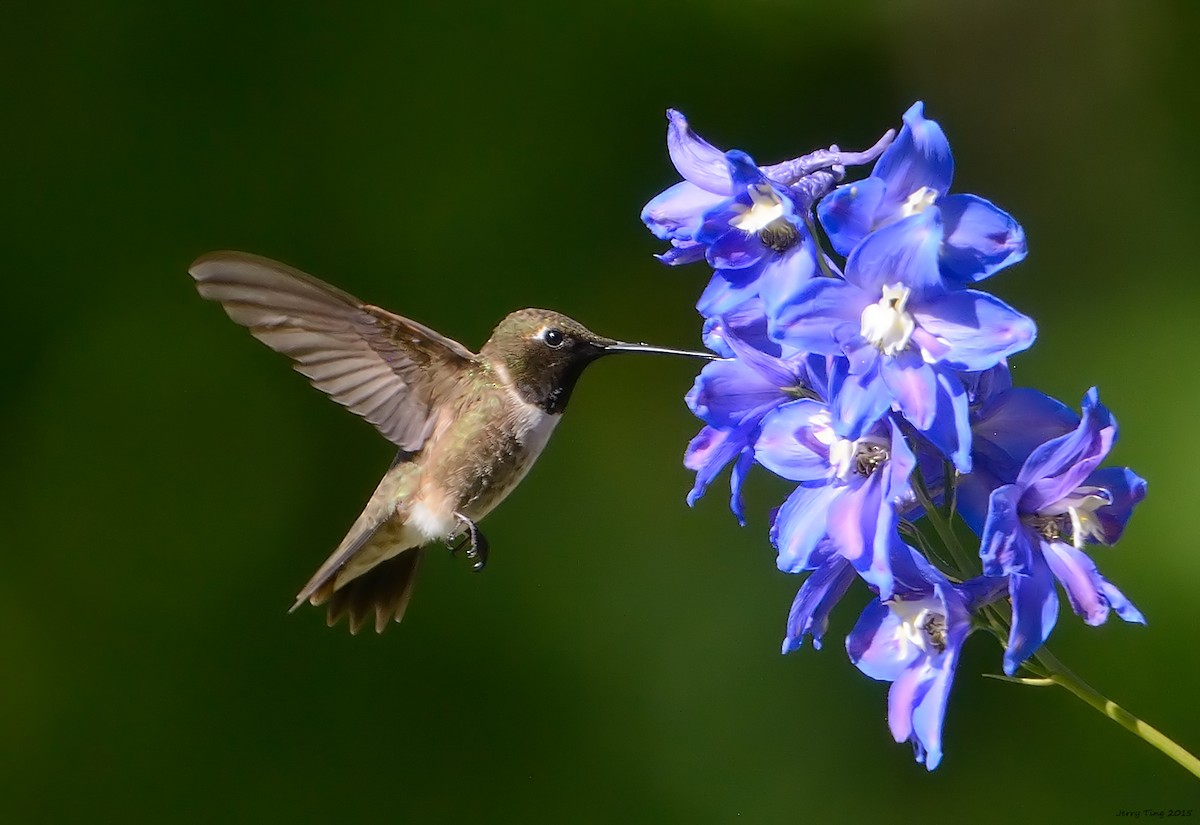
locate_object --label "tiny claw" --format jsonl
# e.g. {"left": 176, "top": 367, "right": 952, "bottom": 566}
{"left": 467, "top": 532, "right": 489, "bottom": 572}
{"left": 452, "top": 512, "right": 490, "bottom": 572}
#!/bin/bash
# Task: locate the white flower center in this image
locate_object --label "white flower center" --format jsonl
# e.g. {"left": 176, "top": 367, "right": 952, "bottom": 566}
{"left": 860, "top": 283, "right": 915, "bottom": 357}
{"left": 828, "top": 437, "right": 856, "bottom": 480}
{"left": 888, "top": 596, "right": 948, "bottom": 656}
{"left": 1040, "top": 486, "right": 1111, "bottom": 550}
{"left": 898, "top": 186, "right": 938, "bottom": 219}
{"left": 730, "top": 184, "right": 786, "bottom": 233}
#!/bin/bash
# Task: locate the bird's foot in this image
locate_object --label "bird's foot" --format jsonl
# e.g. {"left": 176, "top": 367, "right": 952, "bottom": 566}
{"left": 450, "top": 513, "right": 489, "bottom": 572}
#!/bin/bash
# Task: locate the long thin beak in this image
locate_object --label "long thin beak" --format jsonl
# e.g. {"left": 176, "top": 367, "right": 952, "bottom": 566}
{"left": 603, "top": 341, "right": 717, "bottom": 360}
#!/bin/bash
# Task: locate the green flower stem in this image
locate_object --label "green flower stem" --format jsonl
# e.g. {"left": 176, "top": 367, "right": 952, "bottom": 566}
{"left": 911, "top": 470, "right": 976, "bottom": 577}
{"left": 1030, "top": 646, "right": 1200, "bottom": 780}
{"left": 981, "top": 593, "right": 1198, "bottom": 778}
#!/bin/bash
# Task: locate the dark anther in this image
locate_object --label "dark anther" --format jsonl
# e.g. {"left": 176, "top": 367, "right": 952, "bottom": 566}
{"left": 922, "top": 613, "right": 948, "bottom": 653}
{"left": 855, "top": 444, "right": 888, "bottom": 477}
{"left": 759, "top": 219, "right": 800, "bottom": 253}
{"left": 1026, "top": 514, "right": 1068, "bottom": 543}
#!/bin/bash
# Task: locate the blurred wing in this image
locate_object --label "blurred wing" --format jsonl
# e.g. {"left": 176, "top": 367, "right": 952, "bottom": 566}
{"left": 190, "top": 250, "right": 477, "bottom": 451}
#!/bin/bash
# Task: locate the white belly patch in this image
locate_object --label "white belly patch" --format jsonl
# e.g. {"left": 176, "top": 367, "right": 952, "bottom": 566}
{"left": 408, "top": 498, "right": 457, "bottom": 541}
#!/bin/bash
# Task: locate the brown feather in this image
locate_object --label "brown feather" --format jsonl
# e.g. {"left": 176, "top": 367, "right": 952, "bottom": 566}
{"left": 189, "top": 251, "right": 478, "bottom": 452}
{"left": 316, "top": 548, "right": 425, "bottom": 634}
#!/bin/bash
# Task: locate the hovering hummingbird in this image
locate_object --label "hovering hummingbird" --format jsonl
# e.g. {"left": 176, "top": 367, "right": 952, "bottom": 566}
{"left": 190, "top": 251, "right": 714, "bottom": 634}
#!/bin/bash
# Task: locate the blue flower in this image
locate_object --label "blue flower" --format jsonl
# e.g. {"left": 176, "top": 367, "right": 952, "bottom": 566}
{"left": 847, "top": 545, "right": 1006, "bottom": 770}
{"left": 755, "top": 403, "right": 915, "bottom": 599}
{"left": 684, "top": 325, "right": 828, "bottom": 522}
{"left": 641, "top": 109, "right": 892, "bottom": 319}
{"left": 818, "top": 101, "right": 1026, "bottom": 285}
{"left": 772, "top": 211, "right": 1036, "bottom": 467}
{"left": 691, "top": 150, "right": 823, "bottom": 320}
{"left": 972, "top": 388, "right": 1147, "bottom": 673}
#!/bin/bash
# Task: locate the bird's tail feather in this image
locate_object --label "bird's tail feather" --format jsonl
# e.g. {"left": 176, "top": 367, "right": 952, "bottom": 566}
{"left": 307, "top": 547, "right": 425, "bottom": 634}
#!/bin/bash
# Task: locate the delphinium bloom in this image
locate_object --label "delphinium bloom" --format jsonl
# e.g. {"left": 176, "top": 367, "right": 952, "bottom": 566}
{"left": 755, "top": 402, "right": 915, "bottom": 599}
{"left": 641, "top": 101, "right": 1175, "bottom": 774}
{"left": 642, "top": 110, "right": 893, "bottom": 321}
{"left": 684, "top": 324, "right": 827, "bottom": 522}
{"left": 770, "top": 214, "right": 1036, "bottom": 467}
{"left": 847, "top": 543, "right": 1006, "bottom": 770}
{"left": 817, "top": 101, "right": 1026, "bottom": 285}
{"left": 968, "top": 388, "right": 1147, "bottom": 674}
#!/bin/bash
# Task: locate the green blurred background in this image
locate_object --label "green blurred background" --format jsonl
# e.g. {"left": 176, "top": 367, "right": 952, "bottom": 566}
{"left": 2, "top": 1, "right": 1198, "bottom": 821}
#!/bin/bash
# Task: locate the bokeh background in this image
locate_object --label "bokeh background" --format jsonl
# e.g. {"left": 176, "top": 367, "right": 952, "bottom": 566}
{"left": 3, "top": 1, "right": 1198, "bottom": 822}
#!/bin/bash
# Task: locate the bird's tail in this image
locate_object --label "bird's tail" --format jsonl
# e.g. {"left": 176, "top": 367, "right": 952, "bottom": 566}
{"left": 290, "top": 456, "right": 426, "bottom": 634}
{"left": 307, "top": 547, "right": 425, "bottom": 634}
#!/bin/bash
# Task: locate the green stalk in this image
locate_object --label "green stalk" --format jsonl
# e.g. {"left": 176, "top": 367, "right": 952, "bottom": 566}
{"left": 911, "top": 469, "right": 976, "bottom": 578}
{"left": 1030, "top": 647, "right": 1200, "bottom": 780}
{"left": 980, "top": 597, "right": 1199, "bottom": 779}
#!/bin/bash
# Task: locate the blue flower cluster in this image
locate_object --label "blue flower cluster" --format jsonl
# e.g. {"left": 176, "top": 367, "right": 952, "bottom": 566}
{"left": 643, "top": 102, "right": 1147, "bottom": 770}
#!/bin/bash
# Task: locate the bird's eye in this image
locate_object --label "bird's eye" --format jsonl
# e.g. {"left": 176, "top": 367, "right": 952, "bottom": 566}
{"left": 543, "top": 328, "right": 565, "bottom": 348}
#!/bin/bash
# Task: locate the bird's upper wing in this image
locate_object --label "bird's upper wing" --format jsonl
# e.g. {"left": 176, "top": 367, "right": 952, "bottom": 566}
{"left": 190, "top": 251, "right": 477, "bottom": 452}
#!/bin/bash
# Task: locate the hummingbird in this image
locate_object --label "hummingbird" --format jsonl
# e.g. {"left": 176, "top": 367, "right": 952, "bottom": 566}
{"left": 189, "top": 251, "right": 714, "bottom": 634}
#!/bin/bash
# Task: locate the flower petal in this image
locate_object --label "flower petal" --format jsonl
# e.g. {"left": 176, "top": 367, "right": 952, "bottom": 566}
{"left": 755, "top": 399, "right": 833, "bottom": 483}
{"left": 665, "top": 109, "right": 734, "bottom": 194}
{"left": 759, "top": 241, "right": 820, "bottom": 331}
{"left": 696, "top": 267, "right": 761, "bottom": 318}
{"left": 701, "top": 300, "right": 772, "bottom": 357}
{"left": 828, "top": 474, "right": 897, "bottom": 598}
{"left": 1084, "top": 466, "right": 1148, "bottom": 545}
{"left": 971, "top": 388, "right": 1078, "bottom": 480}
{"left": 962, "top": 361, "right": 1012, "bottom": 406}
{"left": 654, "top": 238, "right": 707, "bottom": 266}
{"left": 817, "top": 176, "right": 886, "bottom": 257}
{"left": 980, "top": 484, "right": 1033, "bottom": 576}
{"left": 729, "top": 445, "right": 756, "bottom": 526}
{"left": 1041, "top": 540, "right": 1112, "bottom": 626}
{"left": 771, "top": 277, "right": 868, "bottom": 355}
{"left": 1020, "top": 389, "right": 1116, "bottom": 512}
{"left": 1099, "top": 578, "right": 1146, "bottom": 625}
{"left": 829, "top": 351, "right": 892, "bottom": 441}
{"left": 912, "top": 366, "right": 972, "bottom": 474}
{"left": 911, "top": 290, "right": 1037, "bottom": 371}
{"left": 1041, "top": 540, "right": 1145, "bottom": 626}
{"left": 847, "top": 599, "right": 921, "bottom": 682}
{"left": 881, "top": 349, "right": 937, "bottom": 431}
{"left": 705, "top": 228, "right": 767, "bottom": 270}
{"left": 844, "top": 209, "right": 946, "bottom": 297}
{"left": 642, "top": 181, "right": 728, "bottom": 240}
{"left": 887, "top": 417, "right": 919, "bottom": 497}
{"left": 725, "top": 149, "right": 770, "bottom": 188}
{"left": 722, "top": 324, "right": 803, "bottom": 389}
{"left": 772, "top": 484, "right": 841, "bottom": 573}
{"left": 782, "top": 554, "right": 856, "bottom": 653}
{"left": 958, "top": 574, "right": 1009, "bottom": 612}
{"left": 1004, "top": 552, "right": 1059, "bottom": 675}
{"left": 684, "top": 425, "right": 744, "bottom": 506}
{"left": 938, "top": 193, "right": 1027, "bottom": 283}
{"left": 873, "top": 101, "right": 954, "bottom": 212}
{"left": 888, "top": 666, "right": 929, "bottom": 747}
{"left": 686, "top": 357, "right": 781, "bottom": 430}
{"left": 909, "top": 650, "right": 958, "bottom": 770}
